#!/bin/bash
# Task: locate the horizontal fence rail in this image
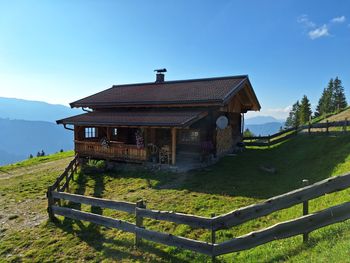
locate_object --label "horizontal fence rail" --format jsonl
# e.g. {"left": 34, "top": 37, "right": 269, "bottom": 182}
{"left": 213, "top": 201, "right": 350, "bottom": 256}
{"left": 50, "top": 155, "right": 79, "bottom": 191}
{"left": 52, "top": 191, "right": 136, "bottom": 214}
{"left": 52, "top": 205, "right": 136, "bottom": 233}
{"left": 135, "top": 227, "right": 213, "bottom": 255}
{"left": 136, "top": 208, "right": 212, "bottom": 229}
{"left": 211, "top": 172, "right": 350, "bottom": 230}
{"left": 243, "top": 119, "right": 349, "bottom": 147}
{"left": 48, "top": 159, "right": 350, "bottom": 261}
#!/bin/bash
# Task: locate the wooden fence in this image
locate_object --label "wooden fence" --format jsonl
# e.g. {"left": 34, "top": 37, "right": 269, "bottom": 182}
{"left": 243, "top": 119, "right": 349, "bottom": 147}
{"left": 47, "top": 155, "right": 79, "bottom": 220}
{"left": 47, "top": 163, "right": 350, "bottom": 260}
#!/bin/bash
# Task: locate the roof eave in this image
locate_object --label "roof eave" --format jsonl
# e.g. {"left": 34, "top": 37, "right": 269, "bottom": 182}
{"left": 70, "top": 100, "right": 224, "bottom": 109}
{"left": 222, "top": 76, "right": 261, "bottom": 111}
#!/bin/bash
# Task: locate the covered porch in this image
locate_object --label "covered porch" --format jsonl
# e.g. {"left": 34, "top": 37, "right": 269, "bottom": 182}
{"left": 57, "top": 110, "right": 208, "bottom": 165}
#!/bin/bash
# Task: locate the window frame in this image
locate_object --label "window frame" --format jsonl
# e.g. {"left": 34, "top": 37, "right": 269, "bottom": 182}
{"left": 84, "top": 127, "right": 97, "bottom": 139}
{"left": 178, "top": 129, "right": 200, "bottom": 144}
{"left": 112, "top": 128, "right": 118, "bottom": 137}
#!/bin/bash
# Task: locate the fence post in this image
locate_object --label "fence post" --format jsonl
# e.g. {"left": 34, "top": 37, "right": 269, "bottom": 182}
{"left": 268, "top": 136, "right": 270, "bottom": 149}
{"left": 345, "top": 118, "right": 348, "bottom": 133}
{"left": 47, "top": 186, "right": 55, "bottom": 221}
{"left": 326, "top": 120, "right": 329, "bottom": 135}
{"left": 302, "top": 179, "right": 309, "bottom": 243}
{"left": 135, "top": 199, "right": 145, "bottom": 247}
{"left": 66, "top": 171, "right": 69, "bottom": 192}
{"left": 308, "top": 122, "right": 311, "bottom": 135}
{"left": 211, "top": 213, "right": 216, "bottom": 262}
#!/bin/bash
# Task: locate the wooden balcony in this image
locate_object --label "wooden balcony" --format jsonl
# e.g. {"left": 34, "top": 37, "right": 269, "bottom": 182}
{"left": 75, "top": 140, "right": 147, "bottom": 162}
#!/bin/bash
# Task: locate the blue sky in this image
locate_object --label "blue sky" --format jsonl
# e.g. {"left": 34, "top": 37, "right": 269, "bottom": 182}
{"left": 0, "top": 1, "right": 349, "bottom": 119}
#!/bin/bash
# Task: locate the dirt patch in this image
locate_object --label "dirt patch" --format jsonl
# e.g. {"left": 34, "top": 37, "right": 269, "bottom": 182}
{"left": 0, "top": 198, "right": 47, "bottom": 233}
{"left": 0, "top": 157, "right": 73, "bottom": 234}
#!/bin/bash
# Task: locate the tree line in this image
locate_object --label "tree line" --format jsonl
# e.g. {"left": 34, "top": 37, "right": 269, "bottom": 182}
{"left": 28, "top": 149, "right": 64, "bottom": 159}
{"left": 285, "top": 77, "right": 347, "bottom": 128}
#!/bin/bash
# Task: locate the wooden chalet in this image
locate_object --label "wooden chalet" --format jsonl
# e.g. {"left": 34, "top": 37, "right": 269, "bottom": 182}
{"left": 57, "top": 71, "right": 261, "bottom": 166}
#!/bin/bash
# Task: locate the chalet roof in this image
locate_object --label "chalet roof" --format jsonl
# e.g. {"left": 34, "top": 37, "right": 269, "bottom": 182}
{"left": 70, "top": 75, "right": 261, "bottom": 110}
{"left": 56, "top": 110, "right": 208, "bottom": 128}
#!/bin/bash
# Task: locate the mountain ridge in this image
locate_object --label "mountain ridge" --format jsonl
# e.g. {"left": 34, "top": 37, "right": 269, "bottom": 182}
{"left": 0, "top": 97, "right": 82, "bottom": 122}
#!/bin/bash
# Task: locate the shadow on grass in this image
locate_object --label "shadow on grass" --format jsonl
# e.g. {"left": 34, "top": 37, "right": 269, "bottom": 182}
{"left": 169, "top": 134, "right": 350, "bottom": 199}
{"left": 88, "top": 135, "right": 350, "bottom": 199}
{"left": 54, "top": 218, "right": 189, "bottom": 262}
{"left": 57, "top": 171, "right": 191, "bottom": 262}
{"left": 74, "top": 135, "right": 350, "bottom": 200}
{"left": 50, "top": 134, "right": 350, "bottom": 262}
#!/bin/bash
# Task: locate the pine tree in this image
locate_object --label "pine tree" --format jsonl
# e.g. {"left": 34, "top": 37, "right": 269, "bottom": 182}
{"left": 37, "top": 151, "right": 41, "bottom": 157}
{"left": 299, "top": 95, "right": 312, "bottom": 124}
{"left": 40, "top": 150, "right": 45, "bottom": 156}
{"left": 315, "top": 79, "right": 333, "bottom": 116}
{"left": 333, "top": 77, "right": 347, "bottom": 111}
{"left": 285, "top": 101, "right": 300, "bottom": 128}
{"left": 29, "top": 154, "right": 33, "bottom": 159}
{"left": 243, "top": 128, "right": 254, "bottom": 137}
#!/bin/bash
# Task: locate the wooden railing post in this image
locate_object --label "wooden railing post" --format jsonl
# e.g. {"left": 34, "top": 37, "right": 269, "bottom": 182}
{"left": 302, "top": 179, "right": 309, "bottom": 243}
{"left": 211, "top": 213, "right": 216, "bottom": 262}
{"left": 47, "top": 186, "right": 55, "bottom": 221}
{"left": 326, "top": 120, "right": 329, "bottom": 135}
{"left": 135, "top": 199, "right": 145, "bottom": 247}
{"left": 308, "top": 122, "right": 311, "bottom": 135}
{"left": 267, "top": 136, "right": 270, "bottom": 148}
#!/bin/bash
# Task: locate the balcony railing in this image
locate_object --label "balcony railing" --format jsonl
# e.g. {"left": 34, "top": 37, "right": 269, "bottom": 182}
{"left": 75, "top": 140, "right": 147, "bottom": 162}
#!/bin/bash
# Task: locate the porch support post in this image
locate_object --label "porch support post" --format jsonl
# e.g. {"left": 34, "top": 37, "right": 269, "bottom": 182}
{"left": 107, "top": 127, "right": 111, "bottom": 141}
{"left": 171, "top": 128, "right": 177, "bottom": 165}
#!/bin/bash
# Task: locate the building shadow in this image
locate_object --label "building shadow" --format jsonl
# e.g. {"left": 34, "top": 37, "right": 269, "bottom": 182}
{"left": 110, "top": 134, "right": 350, "bottom": 199}
{"left": 54, "top": 218, "right": 190, "bottom": 262}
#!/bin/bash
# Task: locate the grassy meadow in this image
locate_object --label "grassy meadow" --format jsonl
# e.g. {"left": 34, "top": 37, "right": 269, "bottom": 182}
{"left": 1, "top": 135, "right": 350, "bottom": 262}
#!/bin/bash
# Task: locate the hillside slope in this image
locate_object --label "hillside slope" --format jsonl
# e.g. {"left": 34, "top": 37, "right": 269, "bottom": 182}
{"left": 0, "top": 118, "right": 74, "bottom": 165}
{"left": 320, "top": 107, "right": 350, "bottom": 122}
{"left": 0, "top": 97, "right": 82, "bottom": 122}
{"left": 1, "top": 136, "right": 350, "bottom": 262}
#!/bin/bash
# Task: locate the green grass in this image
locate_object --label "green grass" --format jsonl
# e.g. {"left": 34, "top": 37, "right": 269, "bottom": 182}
{"left": 0, "top": 150, "right": 74, "bottom": 172}
{"left": 311, "top": 106, "right": 350, "bottom": 124}
{"left": 1, "top": 136, "right": 350, "bottom": 262}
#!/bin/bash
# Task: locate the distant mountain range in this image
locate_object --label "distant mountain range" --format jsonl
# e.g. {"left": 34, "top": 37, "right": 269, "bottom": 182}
{"left": 0, "top": 97, "right": 81, "bottom": 122}
{"left": 245, "top": 116, "right": 285, "bottom": 136}
{"left": 0, "top": 118, "right": 74, "bottom": 165}
{"left": 0, "top": 97, "right": 79, "bottom": 165}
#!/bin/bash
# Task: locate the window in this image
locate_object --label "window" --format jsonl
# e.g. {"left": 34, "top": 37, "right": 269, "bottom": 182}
{"left": 85, "top": 127, "right": 97, "bottom": 138}
{"left": 112, "top": 128, "right": 118, "bottom": 136}
{"left": 179, "top": 130, "right": 200, "bottom": 144}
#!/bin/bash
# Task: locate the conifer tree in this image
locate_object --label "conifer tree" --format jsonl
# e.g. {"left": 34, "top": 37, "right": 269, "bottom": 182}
{"left": 299, "top": 95, "right": 312, "bottom": 124}
{"left": 333, "top": 77, "right": 347, "bottom": 111}
{"left": 315, "top": 79, "right": 333, "bottom": 116}
{"left": 243, "top": 128, "right": 254, "bottom": 137}
{"left": 285, "top": 101, "right": 300, "bottom": 128}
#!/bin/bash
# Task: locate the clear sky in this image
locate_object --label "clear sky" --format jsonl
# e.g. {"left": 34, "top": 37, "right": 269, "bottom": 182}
{"left": 0, "top": 0, "right": 349, "bottom": 119}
